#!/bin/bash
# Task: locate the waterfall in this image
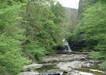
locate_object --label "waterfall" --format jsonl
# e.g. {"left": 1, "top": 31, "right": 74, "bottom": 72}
{"left": 63, "top": 39, "right": 72, "bottom": 52}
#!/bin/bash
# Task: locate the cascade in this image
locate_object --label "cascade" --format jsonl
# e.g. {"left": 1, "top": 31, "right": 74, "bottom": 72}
{"left": 63, "top": 39, "right": 72, "bottom": 52}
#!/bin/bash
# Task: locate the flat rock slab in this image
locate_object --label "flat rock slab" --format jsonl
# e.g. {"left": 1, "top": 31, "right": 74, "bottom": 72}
{"left": 68, "top": 70, "right": 94, "bottom": 75}
{"left": 90, "top": 69, "right": 106, "bottom": 74}
{"left": 42, "top": 54, "right": 87, "bottom": 63}
{"left": 19, "top": 72, "right": 39, "bottom": 75}
{"left": 56, "top": 61, "right": 93, "bottom": 71}
{"left": 23, "top": 63, "right": 43, "bottom": 69}
{"left": 41, "top": 69, "right": 63, "bottom": 75}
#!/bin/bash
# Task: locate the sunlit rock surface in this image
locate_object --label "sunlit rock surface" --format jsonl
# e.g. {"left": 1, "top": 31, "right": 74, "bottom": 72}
{"left": 20, "top": 53, "right": 106, "bottom": 75}
{"left": 90, "top": 69, "right": 106, "bottom": 74}
{"left": 23, "top": 63, "right": 43, "bottom": 69}
{"left": 19, "top": 72, "right": 39, "bottom": 75}
{"left": 57, "top": 61, "right": 93, "bottom": 71}
{"left": 42, "top": 54, "right": 87, "bottom": 63}
{"left": 68, "top": 70, "right": 94, "bottom": 75}
{"left": 41, "top": 69, "right": 63, "bottom": 75}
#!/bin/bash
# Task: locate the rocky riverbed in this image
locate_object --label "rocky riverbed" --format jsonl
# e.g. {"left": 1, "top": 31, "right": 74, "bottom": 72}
{"left": 19, "top": 53, "right": 106, "bottom": 75}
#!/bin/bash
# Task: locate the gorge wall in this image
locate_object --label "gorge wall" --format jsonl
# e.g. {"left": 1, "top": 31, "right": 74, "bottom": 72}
{"left": 64, "top": 7, "right": 78, "bottom": 32}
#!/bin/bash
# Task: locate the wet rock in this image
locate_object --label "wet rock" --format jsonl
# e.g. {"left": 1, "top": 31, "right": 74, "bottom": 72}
{"left": 41, "top": 69, "right": 63, "bottom": 75}
{"left": 57, "top": 61, "right": 93, "bottom": 71}
{"left": 68, "top": 70, "right": 94, "bottom": 75}
{"left": 19, "top": 72, "right": 39, "bottom": 75}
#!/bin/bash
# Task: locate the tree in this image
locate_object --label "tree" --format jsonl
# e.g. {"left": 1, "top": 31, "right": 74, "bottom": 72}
{"left": 0, "top": 0, "right": 30, "bottom": 74}
{"left": 71, "top": 0, "right": 106, "bottom": 70}
{"left": 23, "top": 0, "right": 66, "bottom": 60}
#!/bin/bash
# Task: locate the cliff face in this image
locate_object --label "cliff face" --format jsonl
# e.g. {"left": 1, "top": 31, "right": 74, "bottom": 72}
{"left": 63, "top": 0, "right": 99, "bottom": 31}
{"left": 65, "top": 8, "right": 78, "bottom": 25}
{"left": 64, "top": 7, "right": 78, "bottom": 31}
{"left": 78, "top": 0, "right": 88, "bottom": 16}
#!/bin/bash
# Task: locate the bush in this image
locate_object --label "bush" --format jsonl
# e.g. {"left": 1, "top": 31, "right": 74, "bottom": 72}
{"left": 89, "top": 51, "right": 106, "bottom": 70}
{"left": 0, "top": 34, "right": 30, "bottom": 75}
{"left": 25, "top": 41, "right": 47, "bottom": 60}
{"left": 89, "top": 52, "right": 105, "bottom": 60}
{"left": 68, "top": 30, "right": 86, "bottom": 50}
{"left": 101, "top": 60, "right": 106, "bottom": 70}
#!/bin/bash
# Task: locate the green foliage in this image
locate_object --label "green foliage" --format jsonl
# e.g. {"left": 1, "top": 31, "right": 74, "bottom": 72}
{"left": 22, "top": 0, "right": 66, "bottom": 60}
{"left": 25, "top": 41, "right": 47, "bottom": 60}
{"left": 70, "top": 1, "right": 106, "bottom": 49}
{"left": 24, "top": 0, "right": 65, "bottom": 52}
{"left": 0, "top": 1, "right": 30, "bottom": 74}
{"left": 0, "top": 0, "right": 66, "bottom": 74}
{"left": 79, "top": 1, "right": 106, "bottom": 50}
{"left": 68, "top": 29, "right": 86, "bottom": 50}
{"left": 101, "top": 60, "right": 106, "bottom": 70}
{"left": 71, "top": 0, "right": 106, "bottom": 70}
{"left": 89, "top": 52, "right": 105, "bottom": 60}
{"left": 0, "top": 34, "right": 30, "bottom": 75}
{"left": 51, "top": 2, "right": 65, "bottom": 24}
{"left": 89, "top": 51, "right": 106, "bottom": 70}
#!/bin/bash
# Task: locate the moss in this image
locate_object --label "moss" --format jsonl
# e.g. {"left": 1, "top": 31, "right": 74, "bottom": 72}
{"left": 36, "top": 65, "right": 57, "bottom": 72}
{"left": 63, "top": 72, "right": 67, "bottom": 75}
{"left": 90, "top": 66, "right": 100, "bottom": 70}
{"left": 23, "top": 67, "right": 36, "bottom": 72}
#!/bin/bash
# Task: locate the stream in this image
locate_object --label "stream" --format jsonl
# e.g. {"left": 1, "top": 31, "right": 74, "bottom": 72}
{"left": 20, "top": 39, "right": 106, "bottom": 75}
{"left": 20, "top": 52, "right": 106, "bottom": 75}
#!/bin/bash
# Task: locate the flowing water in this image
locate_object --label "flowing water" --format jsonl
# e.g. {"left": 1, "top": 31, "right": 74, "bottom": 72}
{"left": 64, "top": 41, "right": 72, "bottom": 52}
{"left": 63, "top": 39, "right": 72, "bottom": 52}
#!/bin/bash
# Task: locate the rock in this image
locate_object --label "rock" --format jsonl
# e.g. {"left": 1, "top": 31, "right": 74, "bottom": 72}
{"left": 41, "top": 69, "right": 63, "bottom": 75}
{"left": 68, "top": 70, "right": 94, "bottom": 75}
{"left": 19, "top": 72, "right": 39, "bottom": 75}
{"left": 56, "top": 62, "right": 72, "bottom": 71}
{"left": 57, "top": 61, "right": 93, "bottom": 71}
{"left": 20, "top": 53, "right": 105, "bottom": 75}
{"left": 90, "top": 69, "right": 106, "bottom": 74}
{"left": 88, "top": 60, "right": 95, "bottom": 64}
{"left": 23, "top": 63, "right": 43, "bottom": 70}
{"left": 42, "top": 54, "right": 87, "bottom": 63}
